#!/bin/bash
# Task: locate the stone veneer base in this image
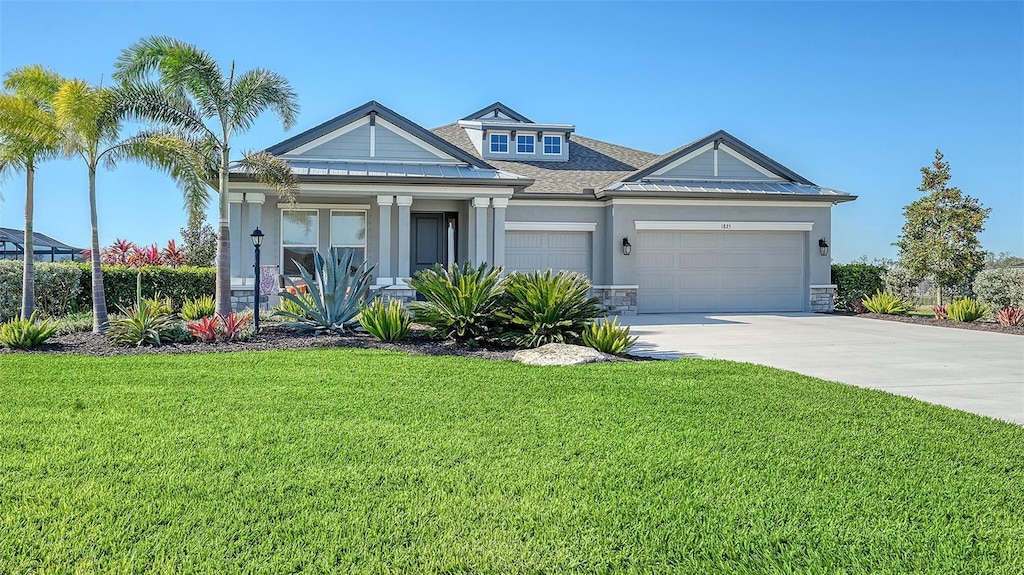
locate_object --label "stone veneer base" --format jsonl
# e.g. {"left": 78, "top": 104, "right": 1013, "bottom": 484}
{"left": 809, "top": 284, "right": 837, "bottom": 313}
{"left": 592, "top": 286, "right": 638, "bottom": 316}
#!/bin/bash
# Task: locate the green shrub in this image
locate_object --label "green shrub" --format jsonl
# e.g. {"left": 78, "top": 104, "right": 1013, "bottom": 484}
{"left": 359, "top": 298, "right": 411, "bottom": 342}
{"left": 946, "top": 298, "right": 990, "bottom": 323}
{"left": 75, "top": 265, "right": 215, "bottom": 312}
{"left": 831, "top": 263, "right": 886, "bottom": 312}
{"left": 277, "top": 248, "right": 376, "bottom": 334}
{"left": 497, "top": 270, "right": 603, "bottom": 348}
{"left": 0, "top": 261, "right": 84, "bottom": 322}
{"left": 180, "top": 295, "right": 216, "bottom": 321}
{"left": 55, "top": 311, "right": 94, "bottom": 335}
{"left": 883, "top": 267, "right": 921, "bottom": 302}
{"left": 0, "top": 312, "right": 58, "bottom": 348}
{"left": 972, "top": 268, "right": 1024, "bottom": 309}
{"left": 861, "top": 291, "right": 914, "bottom": 315}
{"left": 275, "top": 292, "right": 314, "bottom": 320}
{"left": 408, "top": 262, "right": 505, "bottom": 342}
{"left": 581, "top": 318, "right": 638, "bottom": 356}
{"left": 106, "top": 301, "right": 179, "bottom": 347}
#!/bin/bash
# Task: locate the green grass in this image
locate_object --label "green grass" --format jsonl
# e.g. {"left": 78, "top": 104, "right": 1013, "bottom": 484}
{"left": 1, "top": 350, "right": 1022, "bottom": 574}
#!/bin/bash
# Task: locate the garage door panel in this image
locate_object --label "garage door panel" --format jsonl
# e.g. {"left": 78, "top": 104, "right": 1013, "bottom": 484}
{"left": 506, "top": 231, "right": 592, "bottom": 277}
{"left": 637, "top": 230, "right": 805, "bottom": 313}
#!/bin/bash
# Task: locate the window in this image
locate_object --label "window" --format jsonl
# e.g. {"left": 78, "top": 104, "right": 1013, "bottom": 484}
{"left": 543, "top": 135, "right": 562, "bottom": 155}
{"left": 330, "top": 210, "right": 366, "bottom": 273}
{"left": 489, "top": 133, "right": 509, "bottom": 153}
{"left": 281, "top": 209, "right": 318, "bottom": 276}
{"left": 516, "top": 134, "right": 535, "bottom": 154}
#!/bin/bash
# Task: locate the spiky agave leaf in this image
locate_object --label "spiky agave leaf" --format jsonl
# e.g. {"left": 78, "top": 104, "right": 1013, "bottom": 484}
{"left": 277, "top": 248, "right": 377, "bottom": 334}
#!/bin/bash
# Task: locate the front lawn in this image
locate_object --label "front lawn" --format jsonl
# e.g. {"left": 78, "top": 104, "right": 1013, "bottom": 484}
{"left": 1, "top": 350, "right": 1021, "bottom": 573}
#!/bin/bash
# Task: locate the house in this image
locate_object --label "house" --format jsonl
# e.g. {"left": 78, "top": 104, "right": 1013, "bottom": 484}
{"left": 228, "top": 101, "right": 856, "bottom": 314}
{"left": 0, "top": 227, "right": 83, "bottom": 262}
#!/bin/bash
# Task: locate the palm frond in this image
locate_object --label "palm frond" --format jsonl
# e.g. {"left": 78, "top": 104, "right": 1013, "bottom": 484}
{"left": 104, "top": 129, "right": 215, "bottom": 215}
{"left": 229, "top": 68, "right": 299, "bottom": 132}
{"left": 53, "top": 79, "right": 107, "bottom": 159}
{"left": 232, "top": 150, "right": 298, "bottom": 202}
{"left": 113, "top": 36, "right": 227, "bottom": 119}
{"left": 105, "top": 81, "right": 216, "bottom": 141}
{"left": 0, "top": 93, "right": 63, "bottom": 156}
{"left": 3, "top": 65, "right": 63, "bottom": 107}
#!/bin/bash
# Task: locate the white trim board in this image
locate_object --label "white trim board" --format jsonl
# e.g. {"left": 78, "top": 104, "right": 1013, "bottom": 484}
{"left": 508, "top": 200, "right": 604, "bottom": 208}
{"left": 284, "top": 116, "right": 371, "bottom": 156}
{"left": 634, "top": 221, "right": 814, "bottom": 231}
{"left": 276, "top": 203, "right": 371, "bottom": 210}
{"left": 607, "top": 198, "right": 832, "bottom": 208}
{"left": 719, "top": 144, "right": 784, "bottom": 180}
{"left": 375, "top": 116, "right": 458, "bottom": 161}
{"left": 505, "top": 221, "right": 597, "bottom": 232}
{"left": 649, "top": 142, "right": 714, "bottom": 176}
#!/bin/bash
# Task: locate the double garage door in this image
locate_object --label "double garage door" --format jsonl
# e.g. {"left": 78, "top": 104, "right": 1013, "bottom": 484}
{"left": 505, "top": 231, "right": 591, "bottom": 276}
{"left": 636, "top": 230, "right": 805, "bottom": 313}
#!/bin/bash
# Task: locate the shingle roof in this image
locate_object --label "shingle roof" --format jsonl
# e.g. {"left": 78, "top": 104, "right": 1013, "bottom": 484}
{"left": 431, "top": 123, "right": 659, "bottom": 194}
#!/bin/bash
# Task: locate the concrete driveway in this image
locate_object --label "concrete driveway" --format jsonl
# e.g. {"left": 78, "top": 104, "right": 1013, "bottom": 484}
{"left": 620, "top": 313, "right": 1024, "bottom": 425}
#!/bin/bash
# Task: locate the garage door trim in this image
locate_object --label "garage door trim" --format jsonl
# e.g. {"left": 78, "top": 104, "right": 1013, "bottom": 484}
{"left": 635, "top": 220, "right": 813, "bottom": 232}
{"left": 506, "top": 221, "right": 597, "bottom": 232}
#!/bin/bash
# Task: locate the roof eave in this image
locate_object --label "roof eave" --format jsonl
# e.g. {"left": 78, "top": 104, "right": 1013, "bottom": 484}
{"left": 230, "top": 173, "right": 535, "bottom": 191}
{"left": 597, "top": 189, "right": 856, "bottom": 203}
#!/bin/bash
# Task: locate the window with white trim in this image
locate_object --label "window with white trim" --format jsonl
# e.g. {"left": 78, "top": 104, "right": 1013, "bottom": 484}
{"left": 489, "top": 133, "right": 509, "bottom": 153}
{"left": 281, "top": 209, "right": 318, "bottom": 276}
{"left": 543, "top": 135, "right": 562, "bottom": 155}
{"left": 330, "top": 210, "right": 366, "bottom": 273}
{"left": 516, "top": 134, "right": 535, "bottom": 154}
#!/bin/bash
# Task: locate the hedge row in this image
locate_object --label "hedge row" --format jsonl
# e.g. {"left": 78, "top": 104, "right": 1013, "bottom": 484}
{"left": 74, "top": 264, "right": 216, "bottom": 312}
{"left": 0, "top": 261, "right": 84, "bottom": 322}
{"left": 831, "top": 263, "right": 886, "bottom": 311}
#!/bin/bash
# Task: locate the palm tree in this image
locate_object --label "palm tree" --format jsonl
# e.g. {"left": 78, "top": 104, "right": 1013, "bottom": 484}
{"left": 0, "top": 66, "right": 63, "bottom": 320}
{"left": 113, "top": 36, "right": 300, "bottom": 316}
{"left": 52, "top": 79, "right": 208, "bottom": 333}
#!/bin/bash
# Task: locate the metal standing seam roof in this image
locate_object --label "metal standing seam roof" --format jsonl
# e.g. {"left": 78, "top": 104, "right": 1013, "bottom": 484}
{"left": 602, "top": 180, "right": 856, "bottom": 199}
{"left": 276, "top": 160, "right": 527, "bottom": 180}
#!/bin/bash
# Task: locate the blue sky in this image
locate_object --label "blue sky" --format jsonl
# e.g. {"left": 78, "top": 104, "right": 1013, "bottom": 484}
{"left": 1, "top": 1, "right": 1021, "bottom": 263}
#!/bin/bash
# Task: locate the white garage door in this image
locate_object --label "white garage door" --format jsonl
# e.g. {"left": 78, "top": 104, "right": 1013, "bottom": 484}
{"left": 637, "top": 231, "right": 805, "bottom": 313}
{"left": 506, "top": 231, "right": 592, "bottom": 276}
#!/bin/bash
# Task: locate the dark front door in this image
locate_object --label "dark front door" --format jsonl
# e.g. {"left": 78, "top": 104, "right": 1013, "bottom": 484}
{"left": 412, "top": 213, "right": 446, "bottom": 274}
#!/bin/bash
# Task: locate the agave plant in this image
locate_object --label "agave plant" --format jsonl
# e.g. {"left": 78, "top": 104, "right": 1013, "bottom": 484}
{"left": 407, "top": 262, "right": 505, "bottom": 342}
{"left": 276, "top": 248, "right": 376, "bottom": 334}
{"left": 497, "top": 270, "right": 604, "bottom": 348}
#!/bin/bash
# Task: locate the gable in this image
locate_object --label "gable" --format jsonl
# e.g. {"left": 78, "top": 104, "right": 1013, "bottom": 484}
{"left": 655, "top": 144, "right": 783, "bottom": 181}
{"left": 266, "top": 100, "right": 494, "bottom": 169}
{"left": 623, "top": 130, "right": 814, "bottom": 185}
{"left": 460, "top": 101, "right": 533, "bottom": 123}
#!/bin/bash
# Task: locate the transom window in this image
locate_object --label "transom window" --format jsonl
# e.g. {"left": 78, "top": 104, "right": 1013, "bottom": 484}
{"left": 543, "top": 135, "right": 562, "bottom": 155}
{"left": 330, "top": 210, "right": 367, "bottom": 273}
{"left": 516, "top": 134, "right": 535, "bottom": 154}
{"left": 281, "top": 209, "right": 318, "bottom": 276}
{"left": 489, "top": 133, "right": 509, "bottom": 153}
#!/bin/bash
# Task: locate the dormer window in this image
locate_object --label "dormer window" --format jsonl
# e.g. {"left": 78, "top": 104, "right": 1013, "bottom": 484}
{"left": 489, "top": 133, "right": 509, "bottom": 153}
{"left": 516, "top": 134, "right": 535, "bottom": 154}
{"left": 543, "top": 135, "right": 562, "bottom": 155}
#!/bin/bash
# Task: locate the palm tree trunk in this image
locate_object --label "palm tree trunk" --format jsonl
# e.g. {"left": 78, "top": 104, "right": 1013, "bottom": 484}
{"left": 21, "top": 160, "right": 35, "bottom": 320}
{"left": 88, "top": 165, "right": 108, "bottom": 333}
{"left": 215, "top": 150, "right": 232, "bottom": 316}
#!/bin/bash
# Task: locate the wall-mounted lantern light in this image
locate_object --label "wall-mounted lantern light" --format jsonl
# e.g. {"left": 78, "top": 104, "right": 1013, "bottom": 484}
{"left": 818, "top": 238, "right": 829, "bottom": 257}
{"left": 622, "top": 237, "right": 632, "bottom": 256}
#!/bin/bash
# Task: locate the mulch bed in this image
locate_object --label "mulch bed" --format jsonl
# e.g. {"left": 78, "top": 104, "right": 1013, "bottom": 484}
{"left": 1, "top": 325, "right": 655, "bottom": 361}
{"left": 848, "top": 312, "right": 1024, "bottom": 336}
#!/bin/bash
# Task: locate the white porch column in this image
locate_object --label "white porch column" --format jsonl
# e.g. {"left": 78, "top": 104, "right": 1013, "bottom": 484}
{"left": 228, "top": 192, "right": 244, "bottom": 282}
{"left": 491, "top": 198, "right": 507, "bottom": 268}
{"left": 245, "top": 193, "right": 265, "bottom": 286}
{"left": 396, "top": 195, "right": 413, "bottom": 281}
{"left": 473, "top": 197, "right": 489, "bottom": 265}
{"left": 376, "top": 195, "right": 394, "bottom": 284}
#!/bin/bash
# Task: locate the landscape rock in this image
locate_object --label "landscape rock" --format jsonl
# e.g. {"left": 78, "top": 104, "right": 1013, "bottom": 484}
{"left": 513, "top": 343, "right": 611, "bottom": 366}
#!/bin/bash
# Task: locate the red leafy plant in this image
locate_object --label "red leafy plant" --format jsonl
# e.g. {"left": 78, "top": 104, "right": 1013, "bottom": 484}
{"left": 220, "top": 312, "right": 252, "bottom": 341}
{"left": 932, "top": 305, "right": 948, "bottom": 320}
{"left": 187, "top": 316, "right": 220, "bottom": 343}
{"left": 995, "top": 307, "right": 1023, "bottom": 327}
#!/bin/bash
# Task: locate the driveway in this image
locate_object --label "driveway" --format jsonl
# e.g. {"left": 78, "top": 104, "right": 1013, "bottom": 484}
{"left": 620, "top": 313, "right": 1024, "bottom": 425}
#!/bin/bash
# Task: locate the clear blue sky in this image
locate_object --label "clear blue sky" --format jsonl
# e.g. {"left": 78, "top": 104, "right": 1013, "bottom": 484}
{"left": 1, "top": 1, "right": 1021, "bottom": 263}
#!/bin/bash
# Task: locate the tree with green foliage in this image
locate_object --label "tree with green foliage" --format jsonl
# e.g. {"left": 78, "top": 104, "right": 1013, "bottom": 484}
{"left": 54, "top": 78, "right": 204, "bottom": 332}
{"left": 180, "top": 212, "right": 217, "bottom": 268}
{"left": 894, "top": 150, "right": 989, "bottom": 305}
{"left": 112, "top": 36, "right": 300, "bottom": 316}
{"left": 0, "top": 66, "right": 63, "bottom": 320}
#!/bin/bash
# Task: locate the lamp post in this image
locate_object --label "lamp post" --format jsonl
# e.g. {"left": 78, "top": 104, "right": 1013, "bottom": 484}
{"left": 250, "top": 227, "right": 264, "bottom": 333}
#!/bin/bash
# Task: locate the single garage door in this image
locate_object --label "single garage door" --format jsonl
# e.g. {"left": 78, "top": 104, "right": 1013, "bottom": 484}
{"left": 636, "top": 231, "right": 804, "bottom": 313}
{"left": 506, "top": 231, "right": 592, "bottom": 276}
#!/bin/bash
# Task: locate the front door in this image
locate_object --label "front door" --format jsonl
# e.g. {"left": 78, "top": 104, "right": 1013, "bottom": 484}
{"left": 412, "top": 213, "right": 446, "bottom": 274}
